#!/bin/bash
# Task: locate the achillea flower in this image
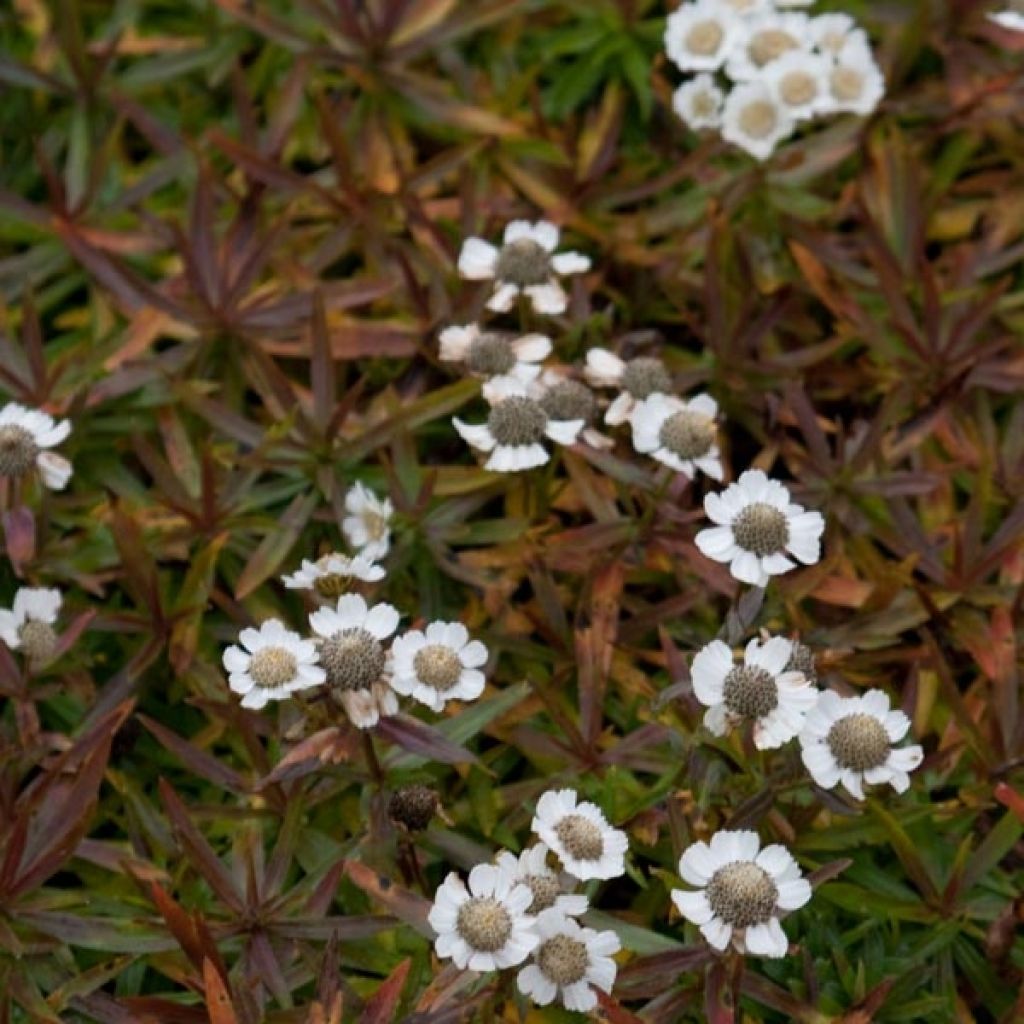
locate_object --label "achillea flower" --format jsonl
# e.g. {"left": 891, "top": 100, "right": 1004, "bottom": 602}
{"left": 673, "top": 73, "right": 726, "bottom": 131}
{"left": 494, "top": 844, "right": 589, "bottom": 918}
{"left": 309, "top": 594, "right": 400, "bottom": 729}
{"left": 664, "top": 1, "right": 744, "bottom": 73}
{"left": 429, "top": 862, "right": 538, "bottom": 972}
{"left": 517, "top": 909, "right": 621, "bottom": 1012}
{"left": 0, "top": 587, "right": 62, "bottom": 667}
{"left": 282, "top": 552, "right": 385, "bottom": 596}
{"left": 0, "top": 403, "right": 72, "bottom": 491}
{"left": 695, "top": 469, "right": 825, "bottom": 586}
{"left": 725, "top": 12, "right": 810, "bottom": 81}
{"left": 628, "top": 393, "right": 723, "bottom": 480}
{"left": 800, "top": 689, "right": 924, "bottom": 799}
{"left": 762, "top": 51, "right": 834, "bottom": 122}
{"left": 672, "top": 830, "right": 811, "bottom": 957}
{"left": 439, "top": 324, "right": 552, "bottom": 400}
{"left": 721, "top": 81, "right": 794, "bottom": 161}
{"left": 583, "top": 349, "right": 674, "bottom": 426}
{"left": 691, "top": 636, "right": 818, "bottom": 748}
{"left": 457, "top": 220, "right": 590, "bottom": 315}
{"left": 531, "top": 789, "right": 628, "bottom": 881}
{"left": 827, "top": 37, "right": 885, "bottom": 116}
{"left": 390, "top": 620, "right": 488, "bottom": 711}
{"left": 342, "top": 483, "right": 393, "bottom": 561}
{"left": 222, "top": 619, "right": 325, "bottom": 710}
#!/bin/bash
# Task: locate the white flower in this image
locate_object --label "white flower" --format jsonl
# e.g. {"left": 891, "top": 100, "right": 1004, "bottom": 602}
{"left": 762, "top": 51, "right": 834, "bottom": 122}
{"left": 453, "top": 389, "right": 583, "bottom": 473}
{"left": 494, "top": 844, "right": 589, "bottom": 918}
{"left": 429, "top": 861, "right": 538, "bottom": 972}
{"left": 673, "top": 830, "right": 811, "bottom": 958}
{"left": 664, "top": 1, "right": 744, "bottom": 73}
{"left": 725, "top": 12, "right": 810, "bottom": 81}
{"left": 390, "top": 621, "right": 488, "bottom": 711}
{"left": 827, "top": 39, "right": 885, "bottom": 116}
{"left": 691, "top": 636, "right": 819, "bottom": 748}
{"left": 281, "top": 552, "right": 385, "bottom": 595}
{"left": 342, "top": 483, "right": 393, "bottom": 561}
{"left": 0, "top": 402, "right": 72, "bottom": 491}
{"left": 629, "top": 393, "right": 723, "bottom": 480}
{"left": 439, "top": 324, "right": 552, "bottom": 400}
{"left": 531, "top": 789, "right": 628, "bottom": 881}
{"left": 222, "top": 619, "right": 325, "bottom": 710}
{"left": 309, "top": 593, "right": 400, "bottom": 729}
{"left": 799, "top": 689, "right": 924, "bottom": 800}
{"left": 673, "top": 73, "right": 726, "bottom": 131}
{"left": 808, "top": 13, "right": 864, "bottom": 56}
{"left": 0, "top": 587, "right": 62, "bottom": 666}
{"left": 517, "top": 909, "right": 621, "bottom": 1012}
{"left": 989, "top": 9, "right": 1024, "bottom": 31}
{"left": 583, "top": 348, "right": 673, "bottom": 426}
{"left": 721, "top": 81, "right": 795, "bottom": 161}
{"left": 532, "top": 369, "right": 612, "bottom": 450}
{"left": 457, "top": 220, "right": 590, "bottom": 315}
{"left": 695, "top": 469, "right": 825, "bottom": 586}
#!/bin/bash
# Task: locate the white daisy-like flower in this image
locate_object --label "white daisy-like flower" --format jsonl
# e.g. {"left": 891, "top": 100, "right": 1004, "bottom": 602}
{"left": 0, "top": 402, "right": 72, "bottom": 491}
{"left": 827, "top": 39, "right": 885, "bottom": 116}
{"left": 0, "top": 587, "right": 62, "bottom": 666}
{"left": 281, "top": 552, "right": 385, "bottom": 596}
{"left": 494, "top": 844, "right": 589, "bottom": 918}
{"left": 989, "top": 8, "right": 1024, "bottom": 31}
{"left": 583, "top": 348, "right": 673, "bottom": 426}
{"left": 342, "top": 483, "right": 393, "bottom": 561}
{"left": 672, "top": 830, "right": 811, "bottom": 958}
{"left": 517, "top": 909, "right": 621, "bottom": 1013}
{"left": 721, "top": 81, "right": 795, "bottom": 161}
{"left": 438, "top": 324, "right": 552, "bottom": 400}
{"left": 390, "top": 621, "right": 488, "bottom": 712}
{"left": 308, "top": 593, "right": 400, "bottom": 729}
{"left": 664, "top": 1, "right": 744, "bottom": 73}
{"left": 725, "top": 12, "right": 810, "bottom": 81}
{"left": 629, "top": 393, "right": 723, "bottom": 480}
{"left": 673, "top": 73, "right": 726, "bottom": 131}
{"left": 531, "top": 369, "right": 612, "bottom": 450}
{"left": 453, "top": 388, "right": 583, "bottom": 473}
{"left": 694, "top": 469, "right": 825, "bottom": 586}
{"left": 428, "top": 861, "right": 538, "bottom": 972}
{"left": 762, "top": 51, "right": 834, "bottom": 122}
{"left": 691, "top": 636, "right": 819, "bottom": 749}
{"left": 808, "top": 13, "right": 864, "bottom": 56}
{"left": 222, "top": 619, "right": 326, "bottom": 710}
{"left": 799, "top": 689, "right": 924, "bottom": 800}
{"left": 457, "top": 220, "right": 590, "bottom": 315}
{"left": 531, "top": 789, "right": 628, "bottom": 881}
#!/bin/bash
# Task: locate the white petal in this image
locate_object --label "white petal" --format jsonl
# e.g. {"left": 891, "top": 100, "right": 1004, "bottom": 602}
{"left": 761, "top": 552, "right": 796, "bottom": 575}
{"left": 511, "top": 333, "right": 552, "bottom": 362}
{"left": 584, "top": 348, "right": 626, "bottom": 386}
{"left": 438, "top": 324, "right": 476, "bottom": 360}
{"left": 603, "top": 391, "right": 634, "bottom": 426}
{"left": 746, "top": 636, "right": 792, "bottom": 676}
{"left": 691, "top": 640, "right": 731, "bottom": 705}
{"left": 551, "top": 251, "right": 591, "bottom": 275}
{"left": 37, "top": 452, "right": 72, "bottom": 489}
{"left": 525, "top": 281, "right": 568, "bottom": 315}
{"left": 679, "top": 841, "right": 718, "bottom": 885}
{"left": 459, "top": 640, "right": 488, "bottom": 668}
{"left": 672, "top": 888, "right": 714, "bottom": 925}
{"left": 776, "top": 878, "right": 812, "bottom": 910}
{"left": 452, "top": 418, "right": 497, "bottom": 453}
{"left": 458, "top": 238, "right": 499, "bottom": 279}
{"left": 694, "top": 526, "right": 738, "bottom": 560}
{"left": 544, "top": 418, "right": 584, "bottom": 445}
{"left": 730, "top": 550, "right": 764, "bottom": 584}
{"left": 700, "top": 917, "right": 732, "bottom": 951}
{"left": 745, "top": 919, "right": 788, "bottom": 958}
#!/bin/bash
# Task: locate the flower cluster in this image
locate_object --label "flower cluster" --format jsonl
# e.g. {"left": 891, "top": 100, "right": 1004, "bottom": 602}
{"left": 429, "top": 789, "right": 626, "bottom": 1011}
{"left": 665, "top": 0, "right": 884, "bottom": 160}
{"left": 224, "top": 483, "right": 489, "bottom": 721}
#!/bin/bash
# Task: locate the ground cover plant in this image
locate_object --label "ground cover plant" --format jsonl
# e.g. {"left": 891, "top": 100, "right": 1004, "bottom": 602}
{"left": 1, "top": 0, "right": 1023, "bottom": 1020}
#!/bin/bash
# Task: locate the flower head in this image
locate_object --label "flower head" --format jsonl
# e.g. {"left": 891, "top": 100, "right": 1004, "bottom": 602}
{"left": 673, "top": 830, "right": 811, "bottom": 957}
{"left": 695, "top": 469, "right": 825, "bottom": 586}
{"left": 222, "top": 619, "right": 325, "bottom": 710}
{"left": 517, "top": 909, "right": 621, "bottom": 1012}
{"left": 725, "top": 12, "right": 810, "bottom": 81}
{"left": 629, "top": 393, "right": 723, "bottom": 480}
{"left": 388, "top": 784, "right": 440, "bottom": 832}
{"left": 282, "top": 552, "right": 385, "bottom": 596}
{"left": 439, "top": 324, "right": 552, "bottom": 400}
{"left": 0, "top": 587, "right": 62, "bottom": 667}
{"left": 673, "top": 73, "right": 726, "bottom": 131}
{"left": 584, "top": 349, "right": 674, "bottom": 426}
{"left": 0, "top": 403, "right": 72, "bottom": 491}
{"left": 453, "top": 389, "right": 583, "bottom": 473}
{"left": 309, "top": 594, "right": 400, "bottom": 728}
{"left": 800, "top": 689, "right": 924, "bottom": 799}
{"left": 457, "top": 220, "right": 590, "bottom": 315}
{"left": 827, "top": 38, "right": 885, "bottom": 116}
{"left": 808, "top": 13, "right": 864, "bottom": 56}
{"left": 762, "top": 51, "right": 834, "bottom": 122}
{"left": 342, "top": 483, "right": 393, "bottom": 561}
{"left": 691, "top": 636, "right": 819, "bottom": 748}
{"left": 664, "top": 1, "right": 744, "bottom": 73}
{"left": 429, "top": 862, "right": 538, "bottom": 972}
{"left": 721, "top": 81, "right": 794, "bottom": 161}
{"left": 494, "top": 844, "right": 589, "bottom": 918}
{"left": 531, "top": 789, "right": 628, "bottom": 881}
{"left": 390, "top": 620, "right": 488, "bottom": 711}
